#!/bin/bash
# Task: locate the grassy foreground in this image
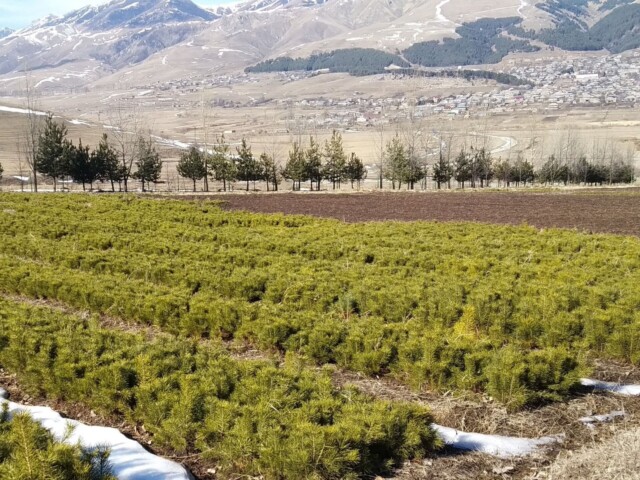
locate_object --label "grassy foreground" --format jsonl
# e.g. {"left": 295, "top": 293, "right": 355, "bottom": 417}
{"left": 0, "top": 194, "right": 639, "bottom": 411}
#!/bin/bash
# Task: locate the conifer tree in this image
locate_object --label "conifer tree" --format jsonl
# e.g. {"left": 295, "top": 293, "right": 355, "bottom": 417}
{"left": 236, "top": 138, "right": 259, "bottom": 191}
{"left": 209, "top": 135, "right": 236, "bottom": 191}
{"left": 36, "top": 113, "right": 68, "bottom": 191}
{"left": 67, "top": 139, "right": 99, "bottom": 191}
{"left": 94, "top": 134, "right": 122, "bottom": 192}
{"left": 345, "top": 152, "right": 367, "bottom": 189}
{"left": 323, "top": 130, "right": 347, "bottom": 190}
{"left": 454, "top": 149, "right": 472, "bottom": 188}
{"left": 259, "top": 152, "right": 281, "bottom": 192}
{"left": 383, "top": 135, "right": 408, "bottom": 189}
{"left": 133, "top": 137, "right": 162, "bottom": 192}
{"left": 512, "top": 156, "right": 535, "bottom": 187}
{"left": 177, "top": 146, "right": 207, "bottom": 192}
{"left": 305, "top": 136, "right": 323, "bottom": 191}
{"left": 283, "top": 142, "right": 307, "bottom": 191}
{"left": 432, "top": 152, "right": 454, "bottom": 189}
{"left": 0, "top": 161, "right": 3, "bottom": 184}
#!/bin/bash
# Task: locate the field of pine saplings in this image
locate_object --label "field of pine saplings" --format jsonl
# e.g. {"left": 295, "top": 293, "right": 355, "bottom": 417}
{"left": 1, "top": 193, "right": 640, "bottom": 478}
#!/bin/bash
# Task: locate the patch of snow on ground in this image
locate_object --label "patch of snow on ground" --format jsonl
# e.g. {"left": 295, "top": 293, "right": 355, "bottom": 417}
{"left": 0, "top": 105, "right": 47, "bottom": 116}
{"left": 35, "top": 77, "right": 58, "bottom": 88}
{"left": 435, "top": 0, "right": 452, "bottom": 23}
{"left": 433, "top": 424, "right": 560, "bottom": 457}
{"left": 162, "top": 55, "right": 168, "bottom": 65}
{"left": 69, "top": 119, "right": 92, "bottom": 126}
{"left": 579, "top": 410, "right": 625, "bottom": 429}
{"left": 1, "top": 395, "right": 193, "bottom": 480}
{"left": 581, "top": 378, "right": 640, "bottom": 396}
{"left": 518, "top": 0, "right": 528, "bottom": 18}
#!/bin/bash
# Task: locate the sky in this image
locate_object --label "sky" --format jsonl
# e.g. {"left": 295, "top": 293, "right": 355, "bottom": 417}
{"left": 0, "top": 0, "right": 235, "bottom": 30}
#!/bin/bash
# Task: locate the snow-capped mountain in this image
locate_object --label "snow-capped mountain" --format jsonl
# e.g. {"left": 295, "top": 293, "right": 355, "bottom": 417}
{"left": 0, "top": 0, "right": 638, "bottom": 92}
{"left": 0, "top": 0, "right": 216, "bottom": 77}
{"left": 0, "top": 28, "right": 14, "bottom": 39}
{"left": 41, "top": 0, "right": 217, "bottom": 30}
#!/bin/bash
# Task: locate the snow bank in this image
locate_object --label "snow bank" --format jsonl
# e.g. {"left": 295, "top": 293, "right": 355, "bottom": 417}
{"left": 433, "top": 424, "right": 559, "bottom": 457}
{"left": 1, "top": 395, "right": 193, "bottom": 480}
{"left": 581, "top": 378, "right": 640, "bottom": 396}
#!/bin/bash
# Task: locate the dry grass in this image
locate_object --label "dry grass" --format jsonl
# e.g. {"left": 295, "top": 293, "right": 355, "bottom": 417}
{"left": 542, "top": 427, "right": 640, "bottom": 480}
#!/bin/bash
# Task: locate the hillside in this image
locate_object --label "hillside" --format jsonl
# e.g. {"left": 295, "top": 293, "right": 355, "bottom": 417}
{"left": 0, "top": 0, "right": 638, "bottom": 91}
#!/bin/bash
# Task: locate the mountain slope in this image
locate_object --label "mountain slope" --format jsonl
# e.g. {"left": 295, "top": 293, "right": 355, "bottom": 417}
{"left": 0, "top": 0, "right": 639, "bottom": 91}
{"left": 0, "top": 0, "right": 215, "bottom": 79}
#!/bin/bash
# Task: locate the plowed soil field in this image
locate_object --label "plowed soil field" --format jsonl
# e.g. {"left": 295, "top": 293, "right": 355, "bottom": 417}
{"left": 197, "top": 189, "right": 640, "bottom": 237}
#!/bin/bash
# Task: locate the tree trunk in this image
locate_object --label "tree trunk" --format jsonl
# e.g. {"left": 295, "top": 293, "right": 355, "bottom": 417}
{"left": 193, "top": 179, "right": 197, "bottom": 192}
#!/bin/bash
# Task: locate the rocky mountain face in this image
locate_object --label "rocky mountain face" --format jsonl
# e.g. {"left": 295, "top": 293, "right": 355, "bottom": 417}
{"left": 0, "top": 0, "right": 638, "bottom": 90}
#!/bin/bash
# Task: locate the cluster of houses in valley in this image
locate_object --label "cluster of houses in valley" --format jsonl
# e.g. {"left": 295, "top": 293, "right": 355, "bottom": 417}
{"left": 84, "top": 51, "right": 640, "bottom": 130}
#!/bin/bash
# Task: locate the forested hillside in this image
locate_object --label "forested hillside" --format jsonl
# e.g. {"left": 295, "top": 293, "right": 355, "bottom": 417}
{"left": 247, "top": 4, "right": 640, "bottom": 76}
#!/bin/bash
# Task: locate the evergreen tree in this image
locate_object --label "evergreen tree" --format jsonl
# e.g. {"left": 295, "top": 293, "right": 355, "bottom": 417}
{"left": 305, "top": 136, "right": 323, "bottom": 191}
{"left": 383, "top": 135, "right": 408, "bottom": 189}
{"left": 177, "top": 146, "right": 207, "bottom": 192}
{"left": 474, "top": 148, "right": 493, "bottom": 187}
{"left": 283, "top": 142, "right": 307, "bottom": 191}
{"left": 538, "top": 155, "right": 567, "bottom": 185}
{"left": 512, "top": 155, "right": 535, "bottom": 186}
{"left": 0, "top": 161, "right": 3, "bottom": 184}
{"left": 94, "top": 134, "right": 122, "bottom": 192}
{"left": 209, "top": 135, "right": 236, "bottom": 192}
{"left": 66, "top": 139, "right": 98, "bottom": 191}
{"left": 323, "top": 130, "right": 347, "bottom": 190}
{"left": 432, "top": 152, "right": 454, "bottom": 189}
{"left": 235, "top": 138, "right": 259, "bottom": 191}
{"left": 404, "top": 146, "right": 426, "bottom": 190}
{"left": 259, "top": 152, "right": 281, "bottom": 192}
{"left": 454, "top": 149, "right": 472, "bottom": 188}
{"left": 0, "top": 412, "right": 116, "bottom": 480}
{"left": 493, "top": 158, "right": 512, "bottom": 187}
{"left": 36, "top": 113, "right": 68, "bottom": 191}
{"left": 133, "top": 138, "right": 162, "bottom": 192}
{"left": 344, "top": 152, "right": 367, "bottom": 189}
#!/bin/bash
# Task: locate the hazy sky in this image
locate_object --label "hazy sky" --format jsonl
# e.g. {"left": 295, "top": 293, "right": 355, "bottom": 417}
{"left": 1, "top": 0, "right": 235, "bottom": 30}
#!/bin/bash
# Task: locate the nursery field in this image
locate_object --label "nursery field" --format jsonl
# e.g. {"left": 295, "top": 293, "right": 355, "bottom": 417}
{"left": 1, "top": 194, "right": 640, "bottom": 478}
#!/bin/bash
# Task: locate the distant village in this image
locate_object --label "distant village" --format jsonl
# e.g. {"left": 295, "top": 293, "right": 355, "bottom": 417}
{"left": 102, "top": 50, "right": 640, "bottom": 130}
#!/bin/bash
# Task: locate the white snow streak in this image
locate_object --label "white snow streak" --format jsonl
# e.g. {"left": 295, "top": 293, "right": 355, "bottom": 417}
{"left": 433, "top": 424, "right": 559, "bottom": 457}
{"left": 579, "top": 410, "right": 625, "bottom": 429}
{"left": 34, "top": 76, "right": 58, "bottom": 88}
{"left": 68, "top": 119, "right": 93, "bottom": 126}
{"left": 518, "top": 0, "right": 529, "bottom": 18}
{"left": 1, "top": 395, "right": 193, "bottom": 480}
{"left": 581, "top": 378, "right": 640, "bottom": 396}
{"left": 0, "top": 105, "right": 47, "bottom": 116}
{"left": 435, "top": 0, "right": 453, "bottom": 23}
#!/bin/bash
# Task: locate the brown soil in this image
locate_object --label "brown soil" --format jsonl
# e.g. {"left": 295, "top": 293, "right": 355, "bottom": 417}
{"left": 179, "top": 189, "right": 640, "bottom": 237}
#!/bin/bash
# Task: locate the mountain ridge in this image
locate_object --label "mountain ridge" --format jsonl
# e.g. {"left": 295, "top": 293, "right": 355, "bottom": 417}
{"left": 0, "top": 0, "right": 638, "bottom": 91}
